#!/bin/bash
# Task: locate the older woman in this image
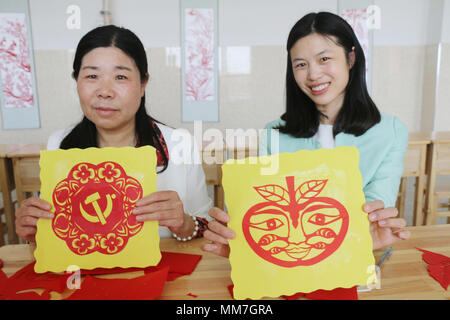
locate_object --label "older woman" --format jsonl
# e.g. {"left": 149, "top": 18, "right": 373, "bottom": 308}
{"left": 15, "top": 25, "right": 212, "bottom": 243}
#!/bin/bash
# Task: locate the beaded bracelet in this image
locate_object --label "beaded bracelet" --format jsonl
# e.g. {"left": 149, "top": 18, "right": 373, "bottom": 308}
{"left": 172, "top": 215, "right": 199, "bottom": 242}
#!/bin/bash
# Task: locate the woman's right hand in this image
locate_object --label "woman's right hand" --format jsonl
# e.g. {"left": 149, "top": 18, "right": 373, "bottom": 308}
{"left": 201, "top": 207, "right": 235, "bottom": 258}
{"left": 15, "top": 197, "right": 54, "bottom": 243}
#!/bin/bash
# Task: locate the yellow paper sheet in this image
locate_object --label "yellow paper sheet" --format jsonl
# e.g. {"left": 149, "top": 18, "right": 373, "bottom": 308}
{"left": 222, "top": 146, "right": 376, "bottom": 299}
{"left": 35, "top": 146, "right": 161, "bottom": 273}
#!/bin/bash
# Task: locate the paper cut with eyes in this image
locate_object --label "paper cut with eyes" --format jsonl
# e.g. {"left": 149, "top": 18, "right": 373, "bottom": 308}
{"left": 244, "top": 176, "right": 349, "bottom": 267}
{"left": 35, "top": 146, "right": 161, "bottom": 273}
{"left": 222, "top": 147, "right": 376, "bottom": 299}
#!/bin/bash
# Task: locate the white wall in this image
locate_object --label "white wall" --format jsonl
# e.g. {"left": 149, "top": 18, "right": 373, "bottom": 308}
{"left": 1, "top": 0, "right": 449, "bottom": 145}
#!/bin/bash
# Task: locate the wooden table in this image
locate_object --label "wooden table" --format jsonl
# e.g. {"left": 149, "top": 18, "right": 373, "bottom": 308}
{"left": 0, "top": 224, "right": 449, "bottom": 300}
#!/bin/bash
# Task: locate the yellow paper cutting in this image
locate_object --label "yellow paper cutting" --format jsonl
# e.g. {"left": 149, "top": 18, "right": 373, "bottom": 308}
{"left": 222, "top": 146, "right": 376, "bottom": 299}
{"left": 35, "top": 146, "right": 161, "bottom": 273}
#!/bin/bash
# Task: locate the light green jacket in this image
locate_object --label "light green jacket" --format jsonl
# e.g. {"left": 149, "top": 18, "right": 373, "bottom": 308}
{"left": 259, "top": 113, "right": 409, "bottom": 207}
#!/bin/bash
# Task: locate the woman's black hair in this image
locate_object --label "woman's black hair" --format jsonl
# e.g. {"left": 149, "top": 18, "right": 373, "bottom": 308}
{"left": 61, "top": 25, "right": 168, "bottom": 173}
{"left": 276, "top": 12, "right": 380, "bottom": 138}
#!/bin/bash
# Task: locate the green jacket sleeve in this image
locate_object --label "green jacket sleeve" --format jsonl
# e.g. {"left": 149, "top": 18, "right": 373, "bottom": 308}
{"left": 363, "top": 117, "right": 409, "bottom": 207}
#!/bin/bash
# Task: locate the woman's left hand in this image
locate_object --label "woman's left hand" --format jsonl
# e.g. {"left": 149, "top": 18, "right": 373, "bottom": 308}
{"left": 133, "top": 191, "right": 189, "bottom": 234}
{"left": 364, "top": 200, "right": 410, "bottom": 250}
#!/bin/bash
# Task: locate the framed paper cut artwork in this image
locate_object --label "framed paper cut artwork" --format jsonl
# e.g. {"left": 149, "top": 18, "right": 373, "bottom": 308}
{"left": 338, "top": 0, "right": 374, "bottom": 91}
{"left": 0, "top": 0, "right": 40, "bottom": 129}
{"left": 180, "top": 0, "right": 219, "bottom": 122}
{"left": 222, "top": 147, "right": 376, "bottom": 300}
{"left": 34, "top": 146, "right": 161, "bottom": 273}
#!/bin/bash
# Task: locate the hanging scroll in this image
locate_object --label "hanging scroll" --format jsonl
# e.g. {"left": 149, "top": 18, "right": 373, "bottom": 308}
{"left": 0, "top": 0, "right": 40, "bottom": 129}
{"left": 339, "top": 0, "right": 375, "bottom": 91}
{"left": 181, "top": 0, "right": 218, "bottom": 122}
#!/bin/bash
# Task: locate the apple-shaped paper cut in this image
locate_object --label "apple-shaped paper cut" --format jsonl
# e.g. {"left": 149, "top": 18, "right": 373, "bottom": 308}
{"left": 243, "top": 176, "right": 349, "bottom": 267}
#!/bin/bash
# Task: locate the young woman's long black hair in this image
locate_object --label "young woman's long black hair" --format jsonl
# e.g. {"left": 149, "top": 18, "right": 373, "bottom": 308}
{"left": 60, "top": 25, "right": 168, "bottom": 172}
{"left": 276, "top": 12, "right": 380, "bottom": 138}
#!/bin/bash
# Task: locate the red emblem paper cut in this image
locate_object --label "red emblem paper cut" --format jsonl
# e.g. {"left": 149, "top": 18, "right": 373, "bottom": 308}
{"left": 52, "top": 162, "right": 143, "bottom": 256}
{"left": 243, "top": 176, "right": 349, "bottom": 267}
{"left": 35, "top": 146, "right": 160, "bottom": 273}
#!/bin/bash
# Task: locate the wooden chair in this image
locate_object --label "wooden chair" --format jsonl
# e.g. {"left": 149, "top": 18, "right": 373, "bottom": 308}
{"left": 395, "top": 132, "right": 431, "bottom": 225}
{"left": 201, "top": 140, "right": 226, "bottom": 210}
{"left": 7, "top": 144, "right": 45, "bottom": 244}
{"left": 227, "top": 135, "right": 259, "bottom": 160}
{"left": 425, "top": 132, "right": 450, "bottom": 225}
{"left": 202, "top": 135, "right": 259, "bottom": 211}
{"left": 0, "top": 145, "right": 18, "bottom": 245}
{"left": 0, "top": 201, "right": 5, "bottom": 246}
{"left": 12, "top": 156, "right": 42, "bottom": 206}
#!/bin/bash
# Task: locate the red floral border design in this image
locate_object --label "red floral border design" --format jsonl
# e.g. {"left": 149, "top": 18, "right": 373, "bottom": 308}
{"left": 52, "top": 162, "right": 143, "bottom": 255}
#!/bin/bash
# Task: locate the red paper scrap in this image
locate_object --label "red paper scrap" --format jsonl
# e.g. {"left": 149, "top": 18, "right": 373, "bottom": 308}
{"left": 282, "top": 287, "right": 358, "bottom": 300}
{"left": 0, "top": 267, "right": 53, "bottom": 300}
{"left": 282, "top": 292, "right": 305, "bottom": 300}
{"left": 66, "top": 266, "right": 169, "bottom": 300}
{"left": 416, "top": 247, "right": 450, "bottom": 290}
{"left": 227, "top": 285, "right": 233, "bottom": 299}
{"left": 9, "top": 262, "right": 69, "bottom": 293}
{"left": 145, "top": 251, "right": 202, "bottom": 280}
{"left": 228, "top": 284, "right": 357, "bottom": 300}
{"left": 0, "top": 251, "right": 202, "bottom": 300}
{"left": 81, "top": 251, "right": 202, "bottom": 281}
{"left": 187, "top": 292, "right": 198, "bottom": 298}
{"left": 303, "top": 287, "right": 358, "bottom": 300}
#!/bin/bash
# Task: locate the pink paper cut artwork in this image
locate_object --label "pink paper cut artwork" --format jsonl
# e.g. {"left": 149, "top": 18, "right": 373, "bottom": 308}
{"left": 0, "top": 13, "right": 34, "bottom": 108}
{"left": 184, "top": 8, "right": 215, "bottom": 101}
{"left": 243, "top": 176, "right": 349, "bottom": 267}
{"left": 341, "top": 9, "right": 369, "bottom": 74}
{"left": 52, "top": 162, "right": 144, "bottom": 256}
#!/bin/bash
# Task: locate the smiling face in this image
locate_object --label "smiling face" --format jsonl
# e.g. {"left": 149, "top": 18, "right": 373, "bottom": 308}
{"left": 242, "top": 176, "right": 349, "bottom": 267}
{"left": 76, "top": 46, "right": 147, "bottom": 133}
{"left": 290, "top": 33, "right": 354, "bottom": 118}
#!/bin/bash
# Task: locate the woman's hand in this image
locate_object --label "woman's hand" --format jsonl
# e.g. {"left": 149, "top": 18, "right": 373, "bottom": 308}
{"left": 201, "top": 207, "right": 235, "bottom": 257}
{"left": 364, "top": 200, "right": 410, "bottom": 250}
{"left": 15, "top": 197, "right": 54, "bottom": 243}
{"left": 133, "top": 190, "right": 193, "bottom": 236}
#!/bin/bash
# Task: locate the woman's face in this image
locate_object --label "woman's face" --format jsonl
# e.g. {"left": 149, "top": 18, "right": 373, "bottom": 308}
{"left": 76, "top": 46, "right": 147, "bottom": 132}
{"left": 290, "top": 33, "right": 354, "bottom": 112}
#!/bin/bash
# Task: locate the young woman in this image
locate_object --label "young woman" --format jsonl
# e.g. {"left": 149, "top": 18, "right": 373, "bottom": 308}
{"left": 202, "top": 12, "right": 410, "bottom": 257}
{"left": 15, "top": 25, "right": 211, "bottom": 243}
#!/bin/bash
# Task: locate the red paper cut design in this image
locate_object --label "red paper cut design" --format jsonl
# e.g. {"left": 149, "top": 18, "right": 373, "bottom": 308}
{"left": 52, "top": 162, "right": 143, "bottom": 255}
{"left": 81, "top": 251, "right": 202, "bottom": 282}
{"left": 0, "top": 261, "right": 67, "bottom": 300}
{"left": 243, "top": 176, "right": 349, "bottom": 267}
{"left": 65, "top": 266, "right": 169, "bottom": 300}
{"left": 0, "top": 14, "right": 34, "bottom": 108}
{"left": 184, "top": 8, "right": 215, "bottom": 101}
{"left": 416, "top": 247, "right": 450, "bottom": 290}
{"left": 0, "top": 251, "right": 202, "bottom": 300}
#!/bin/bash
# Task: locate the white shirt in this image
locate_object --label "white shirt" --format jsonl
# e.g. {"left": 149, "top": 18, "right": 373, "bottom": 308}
{"left": 313, "top": 124, "right": 335, "bottom": 149}
{"left": 46, "top": 122, "right": 213, "bottom": 238}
